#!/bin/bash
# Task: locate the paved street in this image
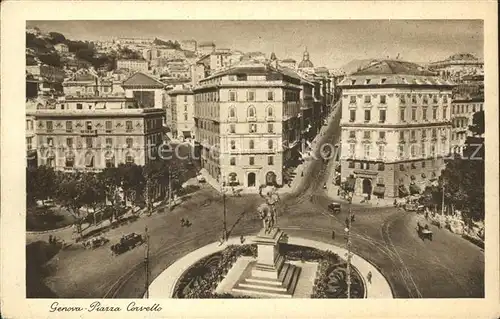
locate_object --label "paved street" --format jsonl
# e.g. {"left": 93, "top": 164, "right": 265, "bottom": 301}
{"left": 28, "top": 103, "right": 484, "bottom": 299}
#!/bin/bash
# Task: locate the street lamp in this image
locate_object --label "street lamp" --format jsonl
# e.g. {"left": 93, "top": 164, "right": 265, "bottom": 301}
{"left": 220, "top": 174, "right": 228, "bottom": 242}
{"left": 344, "top": 195, "right": 353, "bottom": 299}
{"left": 144, "top": 226, "right": 150, "bottom": 299}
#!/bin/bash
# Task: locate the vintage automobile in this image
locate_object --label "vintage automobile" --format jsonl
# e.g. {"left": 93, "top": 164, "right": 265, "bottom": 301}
{"left": 417, "top": 223, "right": 433, "bottom": 241}
{"left": 328, "top": 202, "right": 341, "bottom": 214}
{"left": 83, "top": 236, "right": 109, "bottom": 250}
{"left": 110, "top": 233, "right": 144, "bottom": 256}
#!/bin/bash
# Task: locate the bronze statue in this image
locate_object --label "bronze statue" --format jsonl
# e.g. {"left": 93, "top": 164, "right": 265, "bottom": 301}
{"left": 257, "top": 203, "right": 275, "bottom": 234}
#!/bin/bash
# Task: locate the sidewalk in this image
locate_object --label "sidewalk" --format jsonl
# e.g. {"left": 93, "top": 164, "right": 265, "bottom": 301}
{"left": 146, "top": 235, "right": 394, "bottom": 299}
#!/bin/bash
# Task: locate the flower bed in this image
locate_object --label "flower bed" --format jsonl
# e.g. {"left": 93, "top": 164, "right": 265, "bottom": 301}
{"left": 26, "top": 206, "right": 76, "bottom": 232}
{"left": 173, "top": 243, "right": 364, "bottom": 298}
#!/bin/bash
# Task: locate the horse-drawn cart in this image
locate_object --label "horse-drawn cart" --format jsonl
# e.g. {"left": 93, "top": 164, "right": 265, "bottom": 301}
{"left": 417, "top": 223, "right": 433, "bottom": 241}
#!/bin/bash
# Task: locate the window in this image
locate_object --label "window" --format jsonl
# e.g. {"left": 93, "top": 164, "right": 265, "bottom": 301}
{"left": 422, "top": 143, "right": 427, "bottom": 157}
{"left": 399, "top": 131, "right": 405, "bottom": 141}
{"left": 430, "top": 145, "right": 436, "bottom": 156}
{"left": 126, "top": 154, "right": 134, "bottom": 164}
{"left": 26, "top": 137, "right": 33, "bottom": 150}
{"left": 398, "top": 144, "right": 405, "bottom": 157}
{"left": 229, "top": 91, "right": 237, "bottom": 102}
{"left": 184, "top": 95, "right": 188, "bottom": 102}
{"left": 364, "top": 144, "right": 370, "bottom": 157}
{"left": 348, "top": 161, "right": 355, "bottom": 168}
{"left": 66, "top": 138, "right": 73, "bottom": 148}
{"left": 267, "top": 91, "right": 274, "bottom": 101}
{"left": 248, "top": 106, "right": 256, "bottom": 118}
{"left": 349, "top": 110, "right": 356, "bottom": 122}
{"left": 422, "top": 161, "right": 426, "bottom": 168}
{"left": 268, "top": 140, "right": 273, "bottom": 150}
{"left": 350, "top": 96, "right": 356, "bottom": 104}
{"left": 349, "top": 144, "right": 355, "bottom": 155}
{"left": 433, "top": 107, "right": 438, "bottom": 119}
{"left": 77, "top": 103, "right": 83, "bottom": 110}
{"left": 126, "top": 121, "right": 133, "bottom": 132}
{"left": 400, "top": 95, "right": 406, "bottom": 104}
{"left": 381, "top": 78, "right": 387, "bottom": 84}
{"left": 105, "top": 121, "right": 112, "bottom": 132}
{"left": 433, "top": 95, "right": 438, "bottom": 104}
{"left": 399, "top": 164, "right": 405, "bottom": 171}
{"left": 230, "top": 140, "right": 236, "bottom": 150}
{"left": 268, "top": 123, "right": 274, "bottom": 133}
{"left": 46, "top": 121, "right": 53, "bottom": 132}
{"left": 229, "top": 107, "right": 236, "bottom": 118}
{"left": 443, "top": 95, "right": 448, "bottom": 103}
{"left": 411, "top": 145, "right": 417, "bottom": 157}
{"left": 349, "top": 131, "right": 356, "bottom": 139}
{"left": 47, "top": 137, "right": 53, "bottom": 146}
{"left": 267, "top": 106, "right": 273, "bottom": 117}
{"left": 443, "top": 106, "right": 447, "bottom": 119}
{"left": 365, "top": 79, "right": 371, "bottom": 84}
{"left": 184, "top": 114, "right": 188, "bottom": 121}
{"left": 432, "top": 128, "right": 437, "bottom": 138}
{"left": 461, "top": 105, "right": 464, "bottom": 113}
{"left": 66, "top": 121, "right": 73, "bottom": 132}
{"left": 184, "top": 105, "right": 188, "bottom": 112}
{"left": 86, "top": 121, "right": 92, "bottom": 131}
{"left": 422, "top": 107, "right": 427, "bottom": 120}
{"left": 249, "top": 157, "right": 255, "bottom": 165}
{"left": 247, "top": 91, "right": 255, "bottom": 101}
{"left": 379, "top": 131, "right": 385, "bottom": 140}
{"left": 400, "top": 108, "right": 405, "bottom": 122}
{"left": 105, "top": 138, "right": 112, "bottom": 147}
{"left": 423, "top": 96, "right": 428, "bottom": 104}
{"left": 230, "top": 124, "right": 236, "bottom": 133}
{"left": 126, "top": 138, "right": 133, "bottom": 148}
{"left": 66, "top": 155, "right": 74, "bottom": 167}
{"left": 379, "top": 109, "right": 386, "bottom": 123}
{"left": 268, "top": 156, "right": 274, "bottom": 165}
{"left": 249, "top": 123, "right": 257, "bottom": 133}
{"left": 378, "top": 145, "right": 385, "bottom": 158}
{"left": 363, "top": 131, "right": 371, "bottom": 139}
{"left": 364, "top": 110, "right": 371, "bottom": 122}
{"left": 85, "top": 137, "right": 93, "bottom": 148}
{"left": 26, "top": 120, "right": 33, "bottom": 131}
{"left": 230, "top": 157, "right": 236, "bottom": 165}
{"left": 364, "top": 95, "right": 371, "bottom": 104}
{"left": 412, "top": 95, "right": 417, "bottom": 104}
{"left": 410, "top": 130, "right": 416, "bottom": 141}
{"left": 249, "top": 140, "right": 254, "bottom": 149}
{"left": 411, "top": 108, "right": 417, "bottom": 121}
{"left": 380, "top": 95, "right": 386, "bottom": 104}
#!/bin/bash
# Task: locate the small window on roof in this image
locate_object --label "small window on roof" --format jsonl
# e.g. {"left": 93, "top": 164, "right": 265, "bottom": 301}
{"left": 380, "top": 78, "right": 386, "bottom": 84}
{"left": 365, "top": 79, "right": 371, "bottom": 84}
{"left": 351, "top": 80, "right": 356, "bottom": 85}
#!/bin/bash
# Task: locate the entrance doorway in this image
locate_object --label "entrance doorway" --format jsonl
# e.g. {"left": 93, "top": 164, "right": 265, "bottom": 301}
{"left": 362, "top": 178, "right": 372, "bottom": 200}
{"left": 266, "top": 171, "right": 277, "bottom": 186}
{"left": 248, "top": 172, "right": 256, "bottom": 187}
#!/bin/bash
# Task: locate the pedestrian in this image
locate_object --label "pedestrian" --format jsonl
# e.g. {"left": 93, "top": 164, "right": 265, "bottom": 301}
{"left": 240, "top": 235, "right": 245, "bottom": 244}
{"left": 181, "top": 218, "right": 185, "bottom": 226}
{"left": 331, "top": 230, "right": 335, "bottom": 240}
{"left": 345, "top": 217, "right": 349, "bottom": 227}
{"left": 301, "top": 171, "right": 304, "bottom": 177}
{"left": 351, "top": 214, "right": 355, "bottom": 223}
{"left": 48, "top": 235, "right": 53, "bottom": 244}
{"left": 367, "top": 271, "right": 372, "bottom": 284}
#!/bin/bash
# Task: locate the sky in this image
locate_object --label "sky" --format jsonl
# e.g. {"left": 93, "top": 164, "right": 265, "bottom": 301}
{"left": 27, "top": 20, "right": 483, "bottom": 69}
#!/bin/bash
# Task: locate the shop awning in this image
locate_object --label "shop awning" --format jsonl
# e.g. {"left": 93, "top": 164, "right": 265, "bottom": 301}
{"left": 182, "top": 131, "right": 192, "bottom": 138}
{"left": 373, "top": 185, "right": 385, "bottom": 196}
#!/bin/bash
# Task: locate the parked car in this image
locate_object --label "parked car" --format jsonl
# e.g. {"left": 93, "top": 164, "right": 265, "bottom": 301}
{"left": 110, "top": 233, "right": 144, "bottom": 256}
{"left": 328, "top": 202, "right": 341, "bottom": 214}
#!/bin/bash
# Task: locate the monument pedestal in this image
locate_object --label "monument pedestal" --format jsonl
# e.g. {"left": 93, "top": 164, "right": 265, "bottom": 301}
{"left": 229, "top": 227, "right": 301, "bottom": 298}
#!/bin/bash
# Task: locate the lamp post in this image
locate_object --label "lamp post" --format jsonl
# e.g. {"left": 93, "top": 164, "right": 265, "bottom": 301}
{"left": 221, "top": 174, "right": 228, "bottom": 242}
{"left": 144, "top": 226, "right": 150, "bottom": 299}
{"left": 441, "top": 180, "right": 445, "bottom": 216}
{"left": 345, "top": 195, "right": 353, "bottom": 299}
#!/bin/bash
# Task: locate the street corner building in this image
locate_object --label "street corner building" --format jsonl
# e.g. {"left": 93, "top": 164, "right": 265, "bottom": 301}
{"left": 192, "top": 58, "right": 333, "bottom": 189}
{"left": 26, "top": 94, "right": 166, "bottom": 172}
{"left": 338, "top": 60, "right": 454, "bottom": 199}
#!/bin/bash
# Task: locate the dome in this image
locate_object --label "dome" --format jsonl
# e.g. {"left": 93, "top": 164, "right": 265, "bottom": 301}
{"left": 298, "top": 48, "right": 314, "bottom": 69}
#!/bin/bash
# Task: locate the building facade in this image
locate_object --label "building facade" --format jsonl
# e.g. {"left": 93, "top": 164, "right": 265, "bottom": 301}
{"left": 198, "top": 42, "right": 216, "bottom": 55}
{"left": 28, "top": 96, "right": 165, "bottom": 172}
{"left": 168, "top": 88, "right": 195, "bottom": 140}
{"left": 193, "top": 61, "right": 302, "bottom": 189}
{"left": 450, "top": 96, "right": 484, "bottom": 155}
{"left": 116, "top": 59, "right": 149, "bottom": 73}
{"left": 338, "top": 60, "right": 454, "bottom": 198}
{"left": 122, "top": 72, "right": 167, "bottom": 109}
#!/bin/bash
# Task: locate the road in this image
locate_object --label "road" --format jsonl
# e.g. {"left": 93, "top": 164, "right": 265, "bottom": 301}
{"left": 30, "top": 104, "right": 484, "bottom": 299}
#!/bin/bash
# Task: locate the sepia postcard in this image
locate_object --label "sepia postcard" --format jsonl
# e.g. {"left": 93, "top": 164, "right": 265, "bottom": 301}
{"left": 1, "top": 1, "right": 499, "bottom": 318}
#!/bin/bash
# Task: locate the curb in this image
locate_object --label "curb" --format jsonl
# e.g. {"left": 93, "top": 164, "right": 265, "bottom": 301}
{"left": 26, "top": 224, "right": 74, "bottom": 235}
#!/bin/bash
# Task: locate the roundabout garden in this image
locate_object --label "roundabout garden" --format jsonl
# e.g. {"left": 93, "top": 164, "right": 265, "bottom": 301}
{"left": 172, "top": 243, "right": 365, "bottom": 299}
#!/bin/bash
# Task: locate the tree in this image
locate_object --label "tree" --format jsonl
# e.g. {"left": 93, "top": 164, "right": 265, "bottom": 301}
{"left": 54, "top": 172, "right": 86, "bottom": 238}
{"left": 48, "top": 32, "right": 66, "bottom": 45}
{"left": 98, "top": 167, "right": 123, "bottom": 224}
{"left": 143, "top": 160, "right": 165, "bottom": 215}
{"left": 80, "top": 173, "right": 105, "bottom": 226}
{"left": 38, "top": 52, "right": 61, "bottom": 67}
{"left": 26, "top": 166, "right": 57, "bottom": 206}
{"left": 118, "top": 163, "right": 145, "bottom": 207}
{"left": 468, "top": 110, "right": 484, "bottom": 136}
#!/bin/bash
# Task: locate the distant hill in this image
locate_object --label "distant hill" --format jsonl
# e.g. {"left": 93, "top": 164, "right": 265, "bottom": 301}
{"left": 152, "top": 38, "right": 181, "bottom": 50}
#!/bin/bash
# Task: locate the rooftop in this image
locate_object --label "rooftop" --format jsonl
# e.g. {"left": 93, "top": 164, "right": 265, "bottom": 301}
{"left": 122, "top": 72, "right": 165, "bottom": 88}
{"left": 353, "top": 60, "right": 436, "bottom": 76}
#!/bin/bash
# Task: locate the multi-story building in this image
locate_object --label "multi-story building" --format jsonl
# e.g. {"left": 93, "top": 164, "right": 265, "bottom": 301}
{"left": 26, "top": 99, "right": 39, "bottom": 168}
{"left": 198, "top": 41, "right": 216, "bottom": 55}
{"left": 280, "top": 59, "right": 297, "bottom": 70}
{"left": 193, "top": 61, "right": 302, "bottom": 189}
{"left": 428, "top": 53, "right": 484, "bottom": 82}
{"left": 62, "top": 71, "right": 115, "bottom": 97}
{"left": 197, "top": 51, "right": 234, "bottom": 75}
{"left": 122, "top": 72, "right": 167, "bottom": 110}
{"left": 181, "top": 40, "right": 197, "bottom": 52}
{"left": 190, "top": 63, "right": 206, "bottom": 86}
{"left": 450, "top": 95, "right": 484, "bottom": 155}
{"left": 167, "top": 88, "right": 195, "bottom": 140}
{"left": 116, "top": 59, "right": 149, "bottom": 73}
{"left": 26, "top": 64, "right": 65, "bottom": 96}
{"left": 27, "top": 96, "right": 165, "bottom": 172}
{"left": 338, "top": 60, "right": 454, "bottom": 198}
{"left": 54, "top": 43, "right": 69, "bottom": 53}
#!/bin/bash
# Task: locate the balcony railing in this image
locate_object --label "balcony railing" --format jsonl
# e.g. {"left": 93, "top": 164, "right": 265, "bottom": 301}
{"left": 81, "top": 129, "right": 98, "bottom": 136}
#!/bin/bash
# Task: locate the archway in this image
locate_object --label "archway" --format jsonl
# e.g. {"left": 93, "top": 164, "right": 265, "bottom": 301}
{"left": 247, "top": 172, "right": 256, "bottom": 187}
{"left": 266, "top": 171, "right": 277, "bottom": 186}
{"left": 362, "top": 178, "right": 372, "bottom": 200}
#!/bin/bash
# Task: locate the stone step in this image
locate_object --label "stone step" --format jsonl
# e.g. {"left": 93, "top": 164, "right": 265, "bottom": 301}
{"left": 282, "top": 264, "right": 298, "bottom": 291}
{"left": 238, "top": 280, "right": 288, "bottom": 292}
{"left": 287, "top": 266, "right": 301, "bottom": 294}
{"left": 232, "top": 286, "right": 293, "bottom": 298}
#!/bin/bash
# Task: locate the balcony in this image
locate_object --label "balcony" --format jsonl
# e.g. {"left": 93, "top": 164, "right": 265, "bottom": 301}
{"left": 81, "top": 129, "right": 98, "bottom": 136}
